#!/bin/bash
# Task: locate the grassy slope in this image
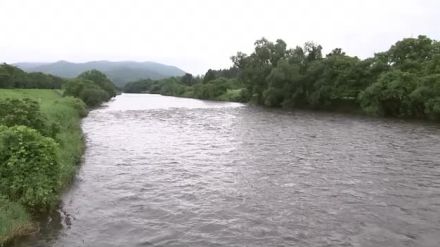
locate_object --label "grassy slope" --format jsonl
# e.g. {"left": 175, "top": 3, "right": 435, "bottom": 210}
{"left": 0, "top": 89, "right": 85, "bottom": 245}
{"left": 0, "top": 198, "right": 34, "bottom": 244}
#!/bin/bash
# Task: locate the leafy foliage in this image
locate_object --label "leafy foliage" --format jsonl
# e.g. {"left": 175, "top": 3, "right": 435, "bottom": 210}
{"left": 77, "top": 70, "right": 117, "bottom": 97}
{"left": 229, "top": 35, "right": 440, "bottom": 119}
{"left": 63, "top": 71, "right": 116, "bottom": 107}
{"left": 0, "top": 98, "right": 58, "bottom": 137}
{"left": 123, "top": 76, "right": 247, "bottom": 102}
{"left": 0, "top": 64, "right": 66, "bottom": 89}
{"left": 0, "top": 125, "right": 60, "bottom": 209}
{"left": 122, "top": 35, "right": 440, "bottom": 120}
{"left": 0, "top": 89, "right": 86, "bottom": 243}
{"left": 123, "top": 77, "right": 186, "bottom": 96}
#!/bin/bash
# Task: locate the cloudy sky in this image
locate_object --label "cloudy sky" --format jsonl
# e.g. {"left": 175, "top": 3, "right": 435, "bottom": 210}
{"left": 1, "top": 0, "right": 439, "bottom": 74}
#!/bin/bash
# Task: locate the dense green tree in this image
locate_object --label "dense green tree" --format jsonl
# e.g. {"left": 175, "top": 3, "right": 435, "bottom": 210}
{"left": 63, "top": 78, "right": 110, "bottom": 107}
{"left": 77, "top": 70, "right": 117, "bottom": 97}
{"left": 386, "top": 35, "right": 435, "bottom": 71}
{"left": 0, "top": 64, "right": 28, "bottom": 88}
{"left": 0, "top": 64, "right": 66, "bottom": 89}
{"left": 181, "top": 73, "right": 194, "bottom": 86}
{"left": 359, "top": 70, "right": 418, "bottom": 117}
{"left": 306, "top": 52, "right": 362, "bottom": 108}
{"left": 62, "top": 70, "right": 117, "bottom": 107}
{"left": 123, "top": 79, "right": 154, "bottom": 93}
{"left": 409, "top": 74, "right": 440, "bottom": 119}
{"left": 203, "top": 67, "right": 240, "bottom": 84}
{"left": 231, "top": 39, "right": 281, "bottom": 104}
{"left": 203, "top": 69, "right": 216, "bottom": 83}
{"left": 0, "top": 66, "right": 13, "bottom": 88}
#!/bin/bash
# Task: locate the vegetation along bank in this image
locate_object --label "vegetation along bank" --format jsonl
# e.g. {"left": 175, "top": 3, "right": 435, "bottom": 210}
{"left": 0, "top": 66, "right": 117, "bottom": 245}
{"left": 123, "top": 35, "right": 440, "bottom": 121}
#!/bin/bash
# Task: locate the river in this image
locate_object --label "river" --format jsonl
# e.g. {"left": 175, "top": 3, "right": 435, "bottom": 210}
{"left": 15, "top": 93, "right": 440, "bottom": 246}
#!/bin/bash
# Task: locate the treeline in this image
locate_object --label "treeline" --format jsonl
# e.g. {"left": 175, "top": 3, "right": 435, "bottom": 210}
{"left": 232, "top": 35, "right": 440, "bottom": 120}
{"left": 124, "top": 35, "right": 440, "bottom": 120}
{"left": 0, "top": 63, "right": 118, "bottom": 107}
{"left": 0, "top": 63, "right": 65, "bottom": 89}
{"left": 123, "top": 69, "right": 248, "bottom": 102}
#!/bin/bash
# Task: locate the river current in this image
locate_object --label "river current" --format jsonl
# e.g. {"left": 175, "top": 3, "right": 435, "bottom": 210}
{"left": 16, "top": 93, "right": 440, "bottom": 246}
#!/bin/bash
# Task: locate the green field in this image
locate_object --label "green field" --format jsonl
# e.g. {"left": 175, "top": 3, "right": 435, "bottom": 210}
{"left": 0, "top": 89, "right": 85, "bottom": 245}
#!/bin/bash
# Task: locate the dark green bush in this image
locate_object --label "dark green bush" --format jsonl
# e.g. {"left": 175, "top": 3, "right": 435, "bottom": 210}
{"left": 77, "top": 70, "right": 117, "bottom": 97}
{"left": 63, "top": 79, "right": 111, "bottom": 107}
{"left": 358, "top": 70, "right": 419, "bottom": 117}
{"left": 123, "top": 79, "right": 153, "bottom": 93}
{"left": 0, "top": 125, "right": 60, "bottom": 210}
{"left": 217, "top": 88, "right": 249, "bottom": 102}
{"left": 0, "top": 98, "right": 57, "bottom": 137}
{"left": 79, "top": 87, "right": 110, "bottom": 107}
{"left": 64, "top": 96, "right": 88, "bottom": 117}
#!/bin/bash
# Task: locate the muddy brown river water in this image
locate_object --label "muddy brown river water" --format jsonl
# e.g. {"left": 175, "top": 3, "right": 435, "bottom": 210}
{"left": 15, "top": 93, "right": 440, "bottom": 246}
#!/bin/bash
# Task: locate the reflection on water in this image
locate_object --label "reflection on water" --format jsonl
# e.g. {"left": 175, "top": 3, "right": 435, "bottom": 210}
{"left": 15, "top": 94, "right": 440, "bottom": 246}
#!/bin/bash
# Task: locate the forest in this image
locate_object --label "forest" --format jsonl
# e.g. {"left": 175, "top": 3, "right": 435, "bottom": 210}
{"left": 123, "top": 35, "right": 440, "bottom": 120}
{"left": 0, "top": 64, "right": 65, "bottom": 89}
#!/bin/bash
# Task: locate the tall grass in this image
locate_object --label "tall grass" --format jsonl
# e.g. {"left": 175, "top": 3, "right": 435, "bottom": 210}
{"left": 0, "top": 198, "right": 36, "bottom": 245}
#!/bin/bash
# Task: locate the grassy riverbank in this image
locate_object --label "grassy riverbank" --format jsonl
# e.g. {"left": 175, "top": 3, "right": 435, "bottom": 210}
{"left": 0, "top": 89, "right": 86, "bottom": 245}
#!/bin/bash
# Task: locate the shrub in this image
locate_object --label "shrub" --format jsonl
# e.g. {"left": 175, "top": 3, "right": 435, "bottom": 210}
{"left": 217, "top": 88, "right": 249, "bottom": 102}
{"left": 63, "top": 79, "right": 111, "bottom": 107}
{"left": 0, "top": 125, "right": 60, "bottom": 210}
{"left": 79, "top": 87, "right": 110, "bottom": 107}
{"left": 359, "top": 70, "right": 418, "bottom": 117}
{"left": 0, "top": 98, "right": 57, "bottom": 137}
{"left": 77, "top": 70, "right": 117, "bottom": 97}
{"left": 63, "top": 96, "right": 88, "bottom": 117}
{"left": 424, "top": 97, "right": 440, "bottom": 120}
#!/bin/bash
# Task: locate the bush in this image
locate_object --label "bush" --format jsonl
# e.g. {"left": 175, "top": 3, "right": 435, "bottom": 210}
{"left": 63, "top": 96, "right": 88, "bottom": 117}
{"left": 424, "top": 97, "right": 440, "bottom": 120}
{"left": 0, "top": 125, "right": 60, "bottom": 210}
{"left": 359, "top": 70, "right": 418, "bottom": 117}
{"left": 77, "top": 70, "right": 117, "bottom": 97}
{"left": 79, "top": 87, "right": 110, "bottom": 107}
{"left": 217, "top": 88, "right": 249, "bottom": 102}
{"left": 63, "top": 79, "right": 111, "bottom": 107}
{"left": 0, "top": 98, "right": 57, "bottom": 137}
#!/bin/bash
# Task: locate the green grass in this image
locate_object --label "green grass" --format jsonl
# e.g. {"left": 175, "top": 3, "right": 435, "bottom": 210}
{"left": 0, "top": 89, "right": 85, "bottom": 245}
{"left": 0, "top": 198, "right": 36, "bottom": 245}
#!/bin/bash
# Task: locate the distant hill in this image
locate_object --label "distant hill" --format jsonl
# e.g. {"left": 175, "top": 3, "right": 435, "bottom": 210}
{"left": 14, "top": 61, "right": 186, "bottom": 87}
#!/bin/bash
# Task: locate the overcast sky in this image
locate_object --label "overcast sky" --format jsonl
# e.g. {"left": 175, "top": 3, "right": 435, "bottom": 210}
{"left": 1, "top": 0, "right": 439, "bottom": 74}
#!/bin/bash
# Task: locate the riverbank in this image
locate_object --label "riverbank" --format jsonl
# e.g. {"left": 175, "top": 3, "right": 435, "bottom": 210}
{"left": 123, "top": 35, "right": 440, "bottom": 122}
{"left": 0, "top": 89, "right": 86, "bottom": 245}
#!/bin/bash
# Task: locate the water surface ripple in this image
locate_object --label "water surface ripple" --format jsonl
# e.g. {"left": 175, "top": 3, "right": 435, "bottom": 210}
{"left": 17, "top": 94, "right": 440, "bottom": 246}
